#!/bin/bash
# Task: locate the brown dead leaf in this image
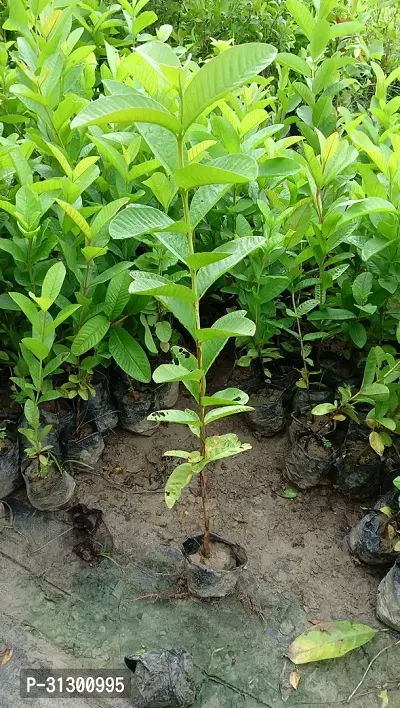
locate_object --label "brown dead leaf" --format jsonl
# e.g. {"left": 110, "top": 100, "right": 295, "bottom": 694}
{"left": 0, "top": 648, "right": 13, "bottom": 667}
{"left": 289, "top": 670, "right": 300, "bottom": 690}
{"left": 178, "top": 510, "right": 185, "bottom": 523}
{"left": 309, "top": 619, "right": 321, "bottom": 625}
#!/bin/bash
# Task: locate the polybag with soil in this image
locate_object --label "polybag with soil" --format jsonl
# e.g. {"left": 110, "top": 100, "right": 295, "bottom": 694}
{"left": 111, "top": 369, "right": 179, "bottom": 436}
{"left": 82, "top": 380, "right": 118, "bottom": 433}
{"left": 285, "top": 435, "right": 334, "bottom": 489}
{"left": 182, "top": 533, "right": 247, "bottom": 598}
{"left": 0, "top": 420, "right": 22, "bottom": 499}
{"left": 66, "top": 418, "right": 104, "bottom": 468}
{"left": 125, "top": 649, "right": 196, "bottom": 708}
{"left": 335, "top": 422, "right": 383, "bottom": 499}
{"left": 23, "top": 459, "right": 75, "bottom": 511}
{"left": 226, "top": 360, "right": 264, "bottom": 395}
{"left": 376, "top": 559, "right": 400, "bottom": 632}
{"left": 245, "top": 386, "right": 285, "bottom": 437}
{"left": 349, "top": 489, "right": 400, "bottom": 566}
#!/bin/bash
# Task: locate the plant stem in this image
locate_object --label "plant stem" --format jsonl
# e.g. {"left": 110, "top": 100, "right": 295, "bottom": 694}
{"left": 178, "top": 134, "right": 211, "bottom": 557}
{"left": 292, "top": 292, "right": 311, "bottom": 407}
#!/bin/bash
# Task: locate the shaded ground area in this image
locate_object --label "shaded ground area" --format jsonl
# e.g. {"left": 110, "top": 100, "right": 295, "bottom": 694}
{"left": 1, "top": 392, "right": 400, "bottom": 706}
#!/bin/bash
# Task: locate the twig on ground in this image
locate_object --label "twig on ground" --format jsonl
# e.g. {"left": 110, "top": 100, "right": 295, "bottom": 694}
{"left": 202, "top": 670, "right": 275, "bottom": 707}
{"left": 347, "top": 639, "right": 400, "bottom": 702}
{"left": 0, "top": 549, "right": 84, "bottom": 602}
{"left": 32, "top": 527, "right": 74, "bottom": 553}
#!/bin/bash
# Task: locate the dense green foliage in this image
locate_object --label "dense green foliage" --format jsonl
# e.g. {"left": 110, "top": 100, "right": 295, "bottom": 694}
{"left": 0, "top": 0, "right": 400, "bottom": 529}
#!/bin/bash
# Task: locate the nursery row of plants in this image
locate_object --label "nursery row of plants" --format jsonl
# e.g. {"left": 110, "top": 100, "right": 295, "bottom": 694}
{"left": 1, "top": 0, "right": 400, "bottom": 574}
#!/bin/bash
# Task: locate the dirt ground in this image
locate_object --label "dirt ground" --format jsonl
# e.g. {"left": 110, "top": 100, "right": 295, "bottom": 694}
{"left": 1, "top": 360, "right": 399, "bottom": 707}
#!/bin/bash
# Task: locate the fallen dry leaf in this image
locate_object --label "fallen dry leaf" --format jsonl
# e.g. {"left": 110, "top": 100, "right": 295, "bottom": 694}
{"left": 0, "top": 648, "right": 13, "bottom": 667}
{"left": 380, "top": 689, "right": 389, "bottom": 707}
{"left": 289, "top": 670, "right": 300, "bottom": 690}
{"left": 310, "top": 619, "right": 321, "bottom": 625}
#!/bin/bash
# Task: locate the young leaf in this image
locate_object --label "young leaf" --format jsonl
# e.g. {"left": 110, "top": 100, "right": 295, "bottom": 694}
{"left": 109, "top": 327, "right": 151, "bottom": 382}
{"left": 71, "top": 316, "right": 110, "bottom": 356}
{"left": 56, "top": 200, "right": 92, "bottom": 240}
{"left": 287, "top": 621, "right": 377, "bottom": 664}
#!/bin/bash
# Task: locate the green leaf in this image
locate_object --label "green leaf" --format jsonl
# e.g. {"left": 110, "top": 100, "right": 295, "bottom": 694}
{"left": 91, "top": 198, "right": 130, "bottom": 236}
{"left": 330, "top": 20, "right": 364, "bottom": 38}
{"left": 352, "top": 272, "right": 373, "bottom": 306}
{"left": 338, "top": 198, "right": 397, "bottom": 226}
{"left": 276, "top": 53, "right": 311, "bottom": 77}
{"left": 174, "top": 154, "right": 258, "bottom": 189}
{"left": 348, "top": 322, "right": 367, "bottom": 349}
{"left": 182, "top": 43, "right": 277, "bottom": 130}
{"left": 148, "top": 409, "right": 201, "bottom": 425}
{"left": 71, "top": 316, "right": 110, "bottom": 356}
{"left": 312, "top": 403, "right": 337, "bottom": 415}
{"left": 185, "top": 252, "right": 230, "bottom": 270}
{"left": 308, "top": 308, "right": 356, "bottom": 321}
{"left": 259, "top": 158, "right": 301, "bottom": 178}
{"left": 153, "top": 363, "right": 203, "bottom": 383}
{"left": 201, "top": 388, "right": 249, "bottom": 407}
{"left": 196, "top": 310, "right": 255, "bottom": 341}
{"left": 91, "top": 261, "right": 133, "bottom": 286}
{"left": 109, "top": 327, "right": 151, "bottom": 382}
{"left": 44, "top": 305, "right": 81, "bottom": 335}
{"left": 393, "top": 477, "right": 400, "bottom": 490}
{"left": 359, "top": 383, "right": 389, "bottom": 401}
{"left": 9, "top": 292, "right": 41, "bottom": 331}
{"left": 71, "top": 94, "right": 182, "bottom": 135}
{"left": 165, "top": 463, "right": 194, "bottom": 508}
{"left": 110, "top": 204, "right": 174, "bottom": 240}
{"left": 286, "top": 0, "right": 315, "bottom": 40}
{"left": 24, "top": 400, "right": 40, "bottom": 430}
{"left": 105, "top": 271, "right": 131, "bottom": 320}
{"left": 0, "top": 238, "right": 25, "bottom": 262}
{"left": 287, "top": 621, "right": 377, "bottom": 664}
{"left": 310, "top": 20, "right": 330, "bottom": 60}
{"left": 129, "top": 271, "right": 195, "bottom": 302}
{"left": 21, "top": 337, "right": 50, "bottom": 361}
{"left": 197, "top": 236, "right": 264, "bottom": 297}
{"left": 204, "top": 404, "right": 253, "bottom": 424}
